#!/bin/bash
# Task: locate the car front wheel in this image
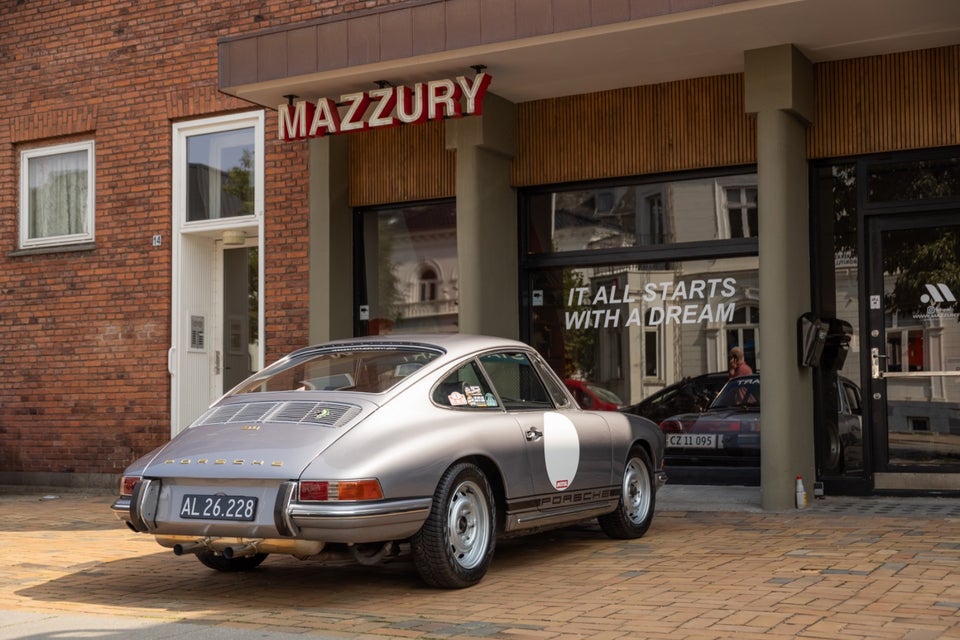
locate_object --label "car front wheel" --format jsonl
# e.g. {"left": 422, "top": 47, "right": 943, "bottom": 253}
{"left": 412, "top": 462, "right": 496, "bottom": 589}
{"left": 598, "top": 447, "right": 656, "bottom": 539}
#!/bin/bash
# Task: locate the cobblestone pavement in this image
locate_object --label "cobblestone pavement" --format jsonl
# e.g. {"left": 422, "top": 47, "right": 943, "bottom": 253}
{"left": 1, "top": 486, "right": 959, "bottom": 640}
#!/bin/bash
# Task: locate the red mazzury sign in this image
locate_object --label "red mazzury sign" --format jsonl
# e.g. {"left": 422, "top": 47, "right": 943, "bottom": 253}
{"left": 279, "top": 73, "right": 492, "bottom": 140}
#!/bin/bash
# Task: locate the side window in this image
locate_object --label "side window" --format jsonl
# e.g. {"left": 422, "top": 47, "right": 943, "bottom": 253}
{"left": 20, "top": 140, "right": 95, "bottom": 249}
{"left": 433, "top": 361, "right": 498, "bottom": 408}
{"left": 533, "top": 357, "right": 573, "bottom": 409}
{"left": 479, "top": 351, "right": 553, "bottom": 411}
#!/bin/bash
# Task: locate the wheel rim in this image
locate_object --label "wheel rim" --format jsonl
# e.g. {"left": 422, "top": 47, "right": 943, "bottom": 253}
{"left": 622, "top": 457, "right": 652, "bottom": 524}
{"left": 826, "top": 428, "right": 842, "bottom": 470}
{"left": 445, "top": 479, "right": 490, "bottom": 569}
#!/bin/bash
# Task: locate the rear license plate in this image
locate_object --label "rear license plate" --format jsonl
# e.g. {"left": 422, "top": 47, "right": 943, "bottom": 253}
{"left": 667, "top": 434, "right": 723, "bottom": 449}
{"left": 180, "top": 494, "right": 258, "bottom": 521}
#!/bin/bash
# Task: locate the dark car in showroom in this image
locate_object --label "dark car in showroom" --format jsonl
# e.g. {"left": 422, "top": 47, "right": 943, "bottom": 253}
{"left": 621, "top": 372, "right": 728, "bottom": 424}
{"left": 657, "top": 374, "right": 862, "bottom": 471}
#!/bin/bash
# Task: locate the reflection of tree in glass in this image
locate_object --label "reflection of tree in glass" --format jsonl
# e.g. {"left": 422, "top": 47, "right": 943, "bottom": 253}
{"left": 830, "top": 163, "right": 857, "bottom": 260}
{"left": 377, "top": 216, "right": 404, "bottom": 323}
{"left": 563, "top": 269, "right": 596, "bottom": 379}
{"left": 871, "top": 160, "right": 960, "bottom": 317}
{"left": 884, "top": 229, "right": 960, "bottom": 317}
{"left": 223, "top": 148, "right": 254, "bottom": 216}
{"left": 248, "top": 248, "right": 259, "bottom": 345}
{"left": 832, "top": 160, "right": 960, "bottom": 318}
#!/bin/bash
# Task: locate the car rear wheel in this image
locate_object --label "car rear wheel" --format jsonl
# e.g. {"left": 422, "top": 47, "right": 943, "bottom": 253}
{"left": 196, "top": 550, "right": 268, "bottom": 572}
{"left": 412, "top": 462, "right": 496, "bottom": 589}
{"left": 818, "top": 423, "right": 844, "bottom": 475}
{"left": 598, "top": 447, "right": 655, "bottom": 539}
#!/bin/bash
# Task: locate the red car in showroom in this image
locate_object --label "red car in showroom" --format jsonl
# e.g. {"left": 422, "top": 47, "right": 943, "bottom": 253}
{"left": 564, "top": 379, "right": 625, "bottom": 411}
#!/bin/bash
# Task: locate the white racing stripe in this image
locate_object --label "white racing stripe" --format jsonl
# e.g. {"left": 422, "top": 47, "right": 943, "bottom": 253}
{"left": 543, "top": 412, "right": 580, "bottom": 491}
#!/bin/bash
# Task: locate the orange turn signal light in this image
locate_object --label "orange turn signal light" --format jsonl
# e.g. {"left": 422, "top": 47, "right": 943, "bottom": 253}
{"left": 337, "top": 479, "right": 384, "bottom": 501}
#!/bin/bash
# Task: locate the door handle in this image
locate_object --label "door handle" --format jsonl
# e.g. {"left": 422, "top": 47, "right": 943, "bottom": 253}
{"left": 870, "top": 347, "right": 886, "bottom": 380}
{"left": 525, "top": 428, "right": 543, "bottom": 441}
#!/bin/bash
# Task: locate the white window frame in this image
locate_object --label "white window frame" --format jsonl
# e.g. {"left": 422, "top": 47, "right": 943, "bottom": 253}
{"left": 714, "top": 175, "right": 758, "bottom": 240}
{"left": 19, "top": 140, "right": 95, "bottom": 249}
{"left": 174, "top": 113, "right": 263, "bottom": 234}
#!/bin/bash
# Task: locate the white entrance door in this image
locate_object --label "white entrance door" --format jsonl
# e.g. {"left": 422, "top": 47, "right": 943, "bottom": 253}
{"left": 171, "top": 112, "right": 264, "bottom": 435}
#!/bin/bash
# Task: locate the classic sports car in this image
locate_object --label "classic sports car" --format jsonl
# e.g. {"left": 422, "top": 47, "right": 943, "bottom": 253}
{"left": 112, "top": 334, "right": 667, "bottom": 588}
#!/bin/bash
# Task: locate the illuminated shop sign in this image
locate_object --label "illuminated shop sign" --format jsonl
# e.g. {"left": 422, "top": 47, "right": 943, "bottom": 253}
{"left": 278, "top": 73, "right": 492, "bottom": 140}
{"left": 565, "top": 279, "right": 738, "bottom": 329}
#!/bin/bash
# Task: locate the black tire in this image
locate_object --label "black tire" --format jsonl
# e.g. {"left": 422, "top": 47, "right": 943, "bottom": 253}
{"left": 196, "top": 551, "right": 268, "bottom": 572}
{"left": 598, "top": 447, "right": 656, "bottom": 539}
{"left": 819, "top": 424, "right": 844, "bottom": 475}
{"left": 412, "top": 462, "right": 496, "bottom": 589}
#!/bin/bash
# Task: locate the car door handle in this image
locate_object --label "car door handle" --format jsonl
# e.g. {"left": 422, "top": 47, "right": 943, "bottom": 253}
{"left": 525, "top": 428, "right": 543, "bottom": 441}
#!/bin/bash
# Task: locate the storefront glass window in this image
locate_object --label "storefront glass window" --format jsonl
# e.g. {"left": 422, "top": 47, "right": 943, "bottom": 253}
{"left": 866, "top": 155, "right": 960, "bottom": 204}
{"left": 816, "top": 150, "right": 960, "bottom": 480}
{"left": 359, "top": 201, "right": 458, "bottom": 335}
{"left": 529, "top": 258, "right": 759, "bottom": 406}
{"left": 526, "top": 174, "right": 757, "bottom": 254}
{"left": 523, "top": 170, "right": 761, "bottom": 480}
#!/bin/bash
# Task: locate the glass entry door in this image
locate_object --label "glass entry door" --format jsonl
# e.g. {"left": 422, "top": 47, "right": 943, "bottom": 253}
{"left": 867, "top": 213, "right": 960, "bottom": 472}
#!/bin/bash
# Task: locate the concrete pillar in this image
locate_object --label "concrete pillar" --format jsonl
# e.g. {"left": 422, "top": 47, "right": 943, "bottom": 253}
{"left": 744, "top": 44, "right": 816, "bottom": 510}
{"left": 308, "top": 135, "right": 353, "bottom": 344}
{"left": 445, "top": 93, "right": 519, "bottom": 339}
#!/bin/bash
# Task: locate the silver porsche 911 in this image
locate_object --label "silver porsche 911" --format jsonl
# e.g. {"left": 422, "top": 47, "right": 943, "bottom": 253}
{"left": 112, "top": 334, "right": 667, "bottom": 588}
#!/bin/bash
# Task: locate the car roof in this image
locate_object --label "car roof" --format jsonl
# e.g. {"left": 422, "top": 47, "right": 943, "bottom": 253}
{"left": 290, "top": 333, "right": 530, "bottom": 361}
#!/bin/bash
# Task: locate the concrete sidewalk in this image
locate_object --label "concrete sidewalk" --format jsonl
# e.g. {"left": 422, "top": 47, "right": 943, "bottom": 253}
{"left": 1, "top": 485, "right": 959, "bottom": 639}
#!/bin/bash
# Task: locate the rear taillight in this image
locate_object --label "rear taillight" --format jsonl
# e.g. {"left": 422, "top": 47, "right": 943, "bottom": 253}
{"left": 119, "top": 475, "right": 140, "bottom": 497}
{"left": 298, "top": 481, "right": 329, "bottom": 501}
{"left": 298, "top": 479, "right": 383, "bottom": 502}
{"left": 658, "top": 420, "right": 682, "bottom": 433}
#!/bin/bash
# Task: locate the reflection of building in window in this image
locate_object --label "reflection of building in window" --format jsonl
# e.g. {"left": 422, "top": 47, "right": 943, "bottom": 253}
{"left": 418, "top": 265, "right": 439, "bottom": 302}
{"left": 644, "top": 309, "right": 660, "bottom": 378}
{"left": 361, "top": 201, "right": 458, "bottom": 334}
{"left": 640, "top": 193, "right": 665, "bottom": 245}
{"left": 722, "top": 186, "right": 758, "bottom": 238}
{"left": 599, "top": 328, "right": 622, "bottom": 382}
{"left": 886, "top": 310, "right": 925, "bottom": 372}
{"left": 726, "top": 304, "right": 759, "bottom": 370}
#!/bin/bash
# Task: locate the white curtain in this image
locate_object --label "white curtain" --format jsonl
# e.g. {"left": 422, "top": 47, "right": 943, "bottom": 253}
{"left": 29, "top": 150, "right": 87, "bottom": 239}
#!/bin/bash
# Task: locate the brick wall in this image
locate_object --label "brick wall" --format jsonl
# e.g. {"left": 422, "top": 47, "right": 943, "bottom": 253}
{"left": 0, "top": 0, "right": 397, "bottom": 479}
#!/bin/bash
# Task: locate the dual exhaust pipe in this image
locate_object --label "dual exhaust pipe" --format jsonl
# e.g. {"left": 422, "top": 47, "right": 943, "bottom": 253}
{"left": 172, "top": 538, "right": 261, "bottom": 559}
{"left": 163, "top": 535, "right": 325, "bottom": 558}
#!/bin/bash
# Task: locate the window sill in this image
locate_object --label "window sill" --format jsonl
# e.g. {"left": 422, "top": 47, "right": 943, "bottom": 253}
{"left": 9, "top": 242, "right": 96, "bottom": 257}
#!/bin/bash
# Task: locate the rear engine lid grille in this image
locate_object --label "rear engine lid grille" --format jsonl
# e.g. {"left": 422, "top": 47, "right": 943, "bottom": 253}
{"left": 196, "top": 402, "right": 361, "bottom": 427}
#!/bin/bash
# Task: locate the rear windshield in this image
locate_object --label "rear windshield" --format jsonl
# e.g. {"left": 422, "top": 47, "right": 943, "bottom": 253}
{"left": 710, "top": 376, "right": 761, "bottom": 409}
{"left": 229, "top": 347, "right": 441, "bottom": 395}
